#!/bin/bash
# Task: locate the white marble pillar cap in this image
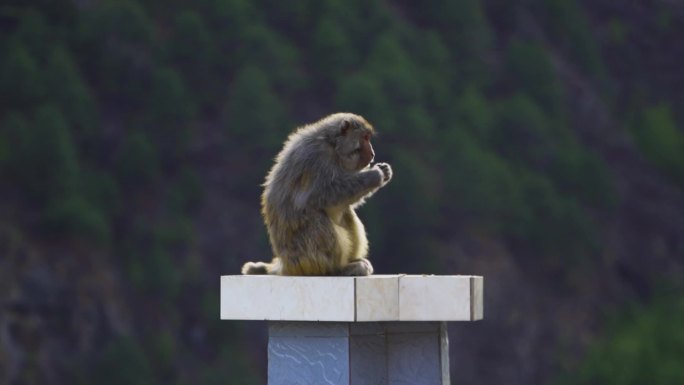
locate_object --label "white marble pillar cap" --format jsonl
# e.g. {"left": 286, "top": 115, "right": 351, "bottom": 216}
{"left": 220, "top": 275, "right": 483, "bottom": 322}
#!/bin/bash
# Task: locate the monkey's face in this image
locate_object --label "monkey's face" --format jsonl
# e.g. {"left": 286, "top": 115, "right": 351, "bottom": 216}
{"left": 337, "top": 128, "right": 375, "bottom": 172}
{"left": 356, "top": 132, "right": 375, "bottom": 169}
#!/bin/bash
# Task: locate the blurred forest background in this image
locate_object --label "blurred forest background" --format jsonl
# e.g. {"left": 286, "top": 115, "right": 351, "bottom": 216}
{"left": 1, "top": 0, "right": 684, "bottom": 384}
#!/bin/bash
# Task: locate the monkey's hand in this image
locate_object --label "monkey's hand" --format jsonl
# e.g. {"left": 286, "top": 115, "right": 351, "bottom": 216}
{"left": 374, "top": 162, "right": 392, "bottom": 185}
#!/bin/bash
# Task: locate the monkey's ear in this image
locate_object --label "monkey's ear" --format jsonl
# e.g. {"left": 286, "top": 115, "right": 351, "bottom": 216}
{"left": 340, "top": 120, "right": 351, "bottom": 136}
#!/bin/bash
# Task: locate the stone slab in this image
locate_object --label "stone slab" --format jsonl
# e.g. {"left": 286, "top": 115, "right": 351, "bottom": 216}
{"left": 355, "top": 274, "right": 399, "bottom": 321}
{"left": 399, "top": 275, "right": 471, "bottom": 321}
{"left": 221, "top": 275, "right": 483, "bottom": 322}
{"left": 220, "top": 276, "right": 355, "bottom": 321}
{"left": 471, "top": 275, "right": 484, "bottom": 321}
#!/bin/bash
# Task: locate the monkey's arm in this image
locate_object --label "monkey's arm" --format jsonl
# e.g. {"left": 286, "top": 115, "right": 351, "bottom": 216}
{"left": 302, "top": 168, "right": 385, "bottom": 209}
{"left": 351, "top": 163, "right": 393, "bottom": 208}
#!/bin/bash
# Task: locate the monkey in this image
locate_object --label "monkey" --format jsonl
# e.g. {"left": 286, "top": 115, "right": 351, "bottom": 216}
{"left": 241, "top": 112, "right": 392, "bottom": 276}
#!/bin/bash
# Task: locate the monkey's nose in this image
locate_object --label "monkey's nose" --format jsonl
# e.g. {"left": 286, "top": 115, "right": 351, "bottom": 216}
{"left": 370, "top": 149, "right": 375, "bottom": 163}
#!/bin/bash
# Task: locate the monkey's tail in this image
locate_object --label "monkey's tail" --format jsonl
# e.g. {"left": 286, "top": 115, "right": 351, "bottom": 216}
{"left": 241, "top": 258, "right": 282, "bottom": 275}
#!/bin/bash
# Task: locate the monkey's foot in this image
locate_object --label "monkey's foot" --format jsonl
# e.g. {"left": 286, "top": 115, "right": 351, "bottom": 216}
{"left": 242, "top": 261, "right": 270, "bottom": 275}
{"left": 340, "top": 258, "right": 374, "bottom": 276}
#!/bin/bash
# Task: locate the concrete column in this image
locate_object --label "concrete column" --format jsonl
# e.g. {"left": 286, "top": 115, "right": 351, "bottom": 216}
{"left": 268, "top": 321, "right": 450, "bottom": 385}
{"left": 220, "top": 275, "right": 484, "bottom": 384}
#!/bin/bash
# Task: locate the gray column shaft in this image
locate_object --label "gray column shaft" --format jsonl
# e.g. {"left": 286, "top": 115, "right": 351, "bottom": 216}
{"left": 268, "top": 322, "right": 450, "bottom": 385}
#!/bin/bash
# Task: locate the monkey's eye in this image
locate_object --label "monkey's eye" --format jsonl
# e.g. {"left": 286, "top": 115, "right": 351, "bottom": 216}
{"left": 363, "top": 133, "right": 371, "bottom": 141}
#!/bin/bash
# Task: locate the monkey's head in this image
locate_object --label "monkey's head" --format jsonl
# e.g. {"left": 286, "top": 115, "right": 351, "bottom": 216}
{"left": 331, "top": 115, "right": 376, "bottom": 172}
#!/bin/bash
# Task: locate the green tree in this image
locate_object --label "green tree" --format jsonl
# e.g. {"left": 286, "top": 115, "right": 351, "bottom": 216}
{"left": 166, "top": 11, "right": 217, "bottom": 104}
{"left": 418, "top": 0, "right": 494, "bottom": 85}
{"left": 0, "top": 42, "right": 45, "bottom": 110}
{"left": 456, "top": 86, "right": 494, "bottom": 142}
{"left": 396, "top": 106, "right": 437, "bottom": 145}
{"left": 80, "top": 0, "right": 155, "bottom": 104}
{"left": 538, "top": 0, "right": 609, "bottom": 83}
{"left": 310, "top": 17, "right": 357, "bottom": 85}
{"left": 334, "top": 72, "right": 394, "bottom": 132}
{"left": 551, "top": 143, "right": 615, "bottom": 208}
{"left": 7, "top": 106, "right": 80, "bottom": 204}
{"left": 366, "top": 32, "right": 423, "bottom": 107}
{"left": 441, "top": 129, "right": 523, "bottom": 230}
{"left": 510, "top": 171, "right": 597, "bottom": 263}
{"left": 143, "top": 242, "right": 182, "bottom": 298}
{"left": 411, "top": 31, "right": 452, "bottom": 112}
{"left": 167, "top": 166, "right": 202, "bottom": 214}
{"left": 12, "top": 9, "right": 53, "bottom": 61}
{"left": 258, "top": 0, "right": 316, "bottom": 40}
{"left": 1, "top": 107, "right": 113, "bottom": 244}
{"left": 114, "top": 131, "right": 160, "bottom": 185}
{"left": 492, "top": 94, "right": 554, "bottom": 166}
{"left": 379, "top": 148, "right": 441, "bottom": 271}
{"left": 629, "top": 105, "right": 684, "bottom": 188}
{"left": 237, "top": 24, "right": 305, "bottom": 96}
{"left": 200, "top": 0, "right": 257, "bottom": 68}
{"left": 82, "top": 168, "right": 122, "bottom": 220}
{"left": 43, "top": 194, "right": 111, "bottom": 246}
{"left": 45, "top": 45, "right": 98, "bottom": 137}
{"left": 83, "top": 0, "right": 154, "bottom": 47}
{"left": 146, "top": 67, "right": 195, "bottom": 160}
{"left": 90, "top": 337, "right": 154, "bottom": 385}
{"left": 559, "top": 296, "right": 684, "bottom": 385}
{"left": 224, "top": 66, "right": 289, "bottom": 150}
{"left": 318, "top": 0, "right": 392, "bottom": 47}
{"left": 504, "top": 39, "right": 564, "bottom": 116}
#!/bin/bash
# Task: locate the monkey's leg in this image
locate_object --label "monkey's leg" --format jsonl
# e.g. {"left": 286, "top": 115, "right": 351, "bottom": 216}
{"left": 339, "top": 258, "right": 373, "bottom": 276}
{"left": 280, "top": 248, "right": 339, "bottom": 276}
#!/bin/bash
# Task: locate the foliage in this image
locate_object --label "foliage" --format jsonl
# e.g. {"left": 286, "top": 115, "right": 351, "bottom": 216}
{"left": 115, "top": 131, "right": 160, "bottom": 185}
{"left": 166, "top": 10, "right": 216, "bottom": 102}
{"left": 536, "top": 0, "right": 609, "bottom": 84}
{"left": 1, "top": 0, "right": 681, "bottom": 384}
{"left": 407, "top": 0, "right": 494, "bottom": 85}
{"left": 5, "top": 105, "right": 80, "bottom": 204}
{"left": 491, "top": 93, "right": 554, "bottom": 166}
{"left": 236, "top": 24, "right": 305, "bottom": 96}
{"left": 43, "top": 193, "right": 111, "bottom": 245}
{"left": 80, "top": 0, "right": 155, "bottom": 104}
{"left": 367, "top": 32, "right": 424, "bottom": 107}
{"left": 441, "top": 129, "right": 520, "bottom": 228}
{"left": 45, "top": 44, "right": 98, "bottom": 137}
{"left": 310, "top": 17, "right": 356, "bottom": 84}
{"left": 89, "top": 337, "right": 154, "bottom": 385}
{"left": 630, "top": 104, "right": 684, "bottom": 188}
{"left": 0, "top": 41, "right": 45, "bottom": 109}
{"left": 146, "top": 67, "right": 195, "bottom": 160}
{"left": 558, "top": 295, "right": 684, "bottom": 385}
{"left": 335, "top": 72, "right": 393, "bottom": 130}
{"left": 224, "top": 66, "right": 290, "bottom": 151}
{"left": 504, "top": 39, "right": 564, "bottom": 116}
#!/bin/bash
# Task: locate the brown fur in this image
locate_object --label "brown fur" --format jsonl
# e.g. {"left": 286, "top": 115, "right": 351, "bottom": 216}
{"left": 241, "top": 113, "right": 392, "bottom": 276}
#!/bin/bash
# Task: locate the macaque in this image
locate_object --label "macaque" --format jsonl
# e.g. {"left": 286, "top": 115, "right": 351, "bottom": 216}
{"left": 241, "top": 113, "right": 392, "bottom": 276}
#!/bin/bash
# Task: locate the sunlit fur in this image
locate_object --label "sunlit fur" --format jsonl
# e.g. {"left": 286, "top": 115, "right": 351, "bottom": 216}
{"left": 241, "top": 113, "right": 393, "bottom": 276}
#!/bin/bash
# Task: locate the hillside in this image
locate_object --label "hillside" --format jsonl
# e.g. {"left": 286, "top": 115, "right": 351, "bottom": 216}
{"left": 1, "top": 1, "right": 684, "bottom": 384}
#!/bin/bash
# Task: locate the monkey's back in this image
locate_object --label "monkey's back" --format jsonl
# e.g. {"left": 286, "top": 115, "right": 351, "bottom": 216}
{"left": 259, "top": 114, "right": 374, "bottom": 275}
